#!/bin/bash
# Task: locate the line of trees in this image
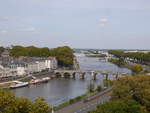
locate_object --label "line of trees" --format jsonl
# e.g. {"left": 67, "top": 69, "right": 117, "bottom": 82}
{"left": 10, "top": 45, "right": 74, "bottom": 67}
{"left": 108, "top": 50, "right": 150, "bottom": 65}
{"left": 89, "top": 75, "right": 150, "bottom": 113}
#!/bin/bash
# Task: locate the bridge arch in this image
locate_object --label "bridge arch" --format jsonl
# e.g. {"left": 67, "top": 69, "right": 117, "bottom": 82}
{"left": 55, "top": 72, "right": 62, "bottom": 78}
{"left": 64, "top": 72, "right": 71, "bottom": 78}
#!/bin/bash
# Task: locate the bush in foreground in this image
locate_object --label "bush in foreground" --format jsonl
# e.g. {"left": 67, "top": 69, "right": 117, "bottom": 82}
{"left": 89, "top": 75, "right": 150, "bottom": 113}
{"left": 0, "top": 89, "right": 51, "bottom": 113}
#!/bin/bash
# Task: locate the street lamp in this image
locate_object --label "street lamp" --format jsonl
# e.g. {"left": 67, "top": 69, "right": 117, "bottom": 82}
{"left": 51, "top": 106, "right": 54, "bottom": 113}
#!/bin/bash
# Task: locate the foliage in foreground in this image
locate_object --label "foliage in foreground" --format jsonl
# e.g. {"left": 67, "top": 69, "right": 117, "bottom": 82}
{"left": 89, "top": 75, "right": 150, "bottom": 113}
{"left": 0, "top": 89, "right": 50, "bottom": 113}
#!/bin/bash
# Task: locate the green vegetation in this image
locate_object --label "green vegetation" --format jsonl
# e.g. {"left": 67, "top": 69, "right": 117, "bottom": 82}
{"left": 103, "top": 79, "right": 113, "bottom": 87}
{"left": 96, "top": 85, "right": 102, "bottom": 92}
{"left": 108, "top": 50, "right": 150, "bottom": 65}
{"left": 54, "top": 93, "right": 87, "bottom": 111}
{"left": 129, "top": 64, "right": 143, "bottom": 74}
{"left": 10, "top": 45, "right": 74, "bottom": 67}
{"left": 87, "top": 82, "right": 95, "bottom": 93}
{"left": 54, "top": 83, "right": 103, "bottom": 111}
{"left": 89, "top": 75, "right": 150, "bottom": 113}
{"left": 0, "top": 89, "right": 50, "bottom": 113}
{"left": 108, "top": 58, "right": 143, "bottom": 74}
{"left": 108, "top": 58, "right": 127, "bottom": 67}
{"left": 89, "top": 99, "right": 141, "bottom": 113}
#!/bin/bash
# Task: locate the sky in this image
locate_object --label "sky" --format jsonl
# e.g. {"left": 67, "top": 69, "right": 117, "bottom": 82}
{"left": 0, "top": 0, "right": 150, "bottom": 49}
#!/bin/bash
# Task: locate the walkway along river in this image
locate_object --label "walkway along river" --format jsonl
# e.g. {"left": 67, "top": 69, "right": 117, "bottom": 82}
{"left": 12, "top": 53, "right": 131, "bottom": 106}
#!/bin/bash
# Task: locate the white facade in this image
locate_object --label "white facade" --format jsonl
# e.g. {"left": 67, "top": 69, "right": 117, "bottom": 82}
{"left": 0, "top": 57, "right": 58, "bottom": 77}
{"left": 45, "top": 57, "right": 57, "bottom": 70}
{"left": 36, "top": 61, "right": 47, "bottom": 72}
{"left": 27, "top": 63, "right": 38, "bottom": 73}
{"left": 17, "top": 67, "right": 27, "bottom": 76}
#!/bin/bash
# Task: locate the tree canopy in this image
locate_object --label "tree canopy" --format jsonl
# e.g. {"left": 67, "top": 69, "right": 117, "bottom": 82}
{"left": 89, "top": 75, "right": 150, "bottom": 113}
{"left": 10, "top": 45, "right": 74, "bottom": 67}
{"left": 0, "top": 89, "right": 51, "bottom": 113}
{"left": 108, "top": 50, "right": 150, "bottom": 65}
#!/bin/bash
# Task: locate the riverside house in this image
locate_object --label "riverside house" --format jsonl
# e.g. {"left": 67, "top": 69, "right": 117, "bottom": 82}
{"left": 0, "top": 56, "right": 58, "bottom": 78}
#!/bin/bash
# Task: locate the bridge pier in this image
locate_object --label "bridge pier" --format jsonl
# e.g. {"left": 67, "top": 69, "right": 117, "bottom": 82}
{"left": 70, "top": 72, "right": 76, "bottom": 79}
{"left": 115, "top": 73, "right": 119, "bottom": 79}
{"left": 61, "top": 72, "right": 64, "bottom": 78}
{"left": 91, "top": 72, "right": 97, "bottom": 80}
{"left": 80, "top": 72, "right": 85, "bottom": 79}
{"left": 102, "top": 73, "right": 109, "bottom": 81}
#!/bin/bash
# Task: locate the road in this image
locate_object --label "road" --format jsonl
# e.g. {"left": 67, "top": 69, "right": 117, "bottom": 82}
{"left": 55, "top": 87, "right": 112, "bottom": 113}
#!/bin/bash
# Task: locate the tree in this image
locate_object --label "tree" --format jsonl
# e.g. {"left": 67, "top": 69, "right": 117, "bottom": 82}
{"left": 0, "top": 89, "right": 50, "bottom": 113}
{"left": 87, "top": 82, "right": 95, "bottom": 93}
{"left": 89, "top": 75, "right": 150, "bottom": 113}
{"left": 96, "top": 85, "right": 102, "bottom": 92}
{"left": 129, "top": 64, "right": 143, "bottom": 74}
{"left": 112, "top": 75, "right": 150, "bottom": 112}
{"left": 89, "top": 99, "right": 141, "bottom": 113}
{"left": 10, "top": 45, "right": 74, "bottom": 68}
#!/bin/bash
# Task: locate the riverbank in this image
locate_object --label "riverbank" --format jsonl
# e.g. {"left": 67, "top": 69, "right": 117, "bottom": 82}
{"left": 108, "top": 58, "right": 145, "bottom": 74}
{"left": 54, "top": 86, "right": 106, "bottom": 111}
{"left": 0, "top": 71, "right": 54, "bottom": 89}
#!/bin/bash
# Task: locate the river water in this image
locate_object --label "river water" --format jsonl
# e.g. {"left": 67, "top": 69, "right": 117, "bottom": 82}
{"left": 12, "top": 53, "right": 131, "bottom": 106}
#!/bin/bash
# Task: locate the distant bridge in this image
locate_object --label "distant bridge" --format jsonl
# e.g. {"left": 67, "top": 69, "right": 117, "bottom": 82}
{"left": 54, "top": 70, "right": 129, "bottom": 80}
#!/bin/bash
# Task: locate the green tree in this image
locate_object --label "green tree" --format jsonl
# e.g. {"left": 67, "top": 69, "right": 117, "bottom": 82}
{"left": 87, "top": 82, "right": 95, "bottom": 93}
{"left": 129, "top": 64, "right": 143, "bottom": 74}
{"left": 10, "top": 45, "right": 74, "bottom": 68}
{"left": 0, "top": 89, "right": 50, "bottom": 113}
{"left": 89, "top": 75, "right": 150, "bottom": 113}
{"left": 89, "top": 99, "right": 141, "bottom": 113}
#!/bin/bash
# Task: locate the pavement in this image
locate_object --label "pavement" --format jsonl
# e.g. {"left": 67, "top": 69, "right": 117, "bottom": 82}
{"left": 55, "top": 88, "right": 112, "bottom": 113}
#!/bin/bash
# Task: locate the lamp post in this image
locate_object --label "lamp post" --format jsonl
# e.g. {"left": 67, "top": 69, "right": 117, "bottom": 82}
{"left": 51, "top": 106, "right": 54, "bottom": 113}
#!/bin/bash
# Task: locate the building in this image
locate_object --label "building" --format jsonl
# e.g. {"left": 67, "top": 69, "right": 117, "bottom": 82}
{"left": 46, "top": 57, "right": 58, "bottom": 70}
{"left": 1, "top": 50, "right": 10, "bottom": 57}
{"left": 0, "top": 56, "right": 58, "bottom": 77}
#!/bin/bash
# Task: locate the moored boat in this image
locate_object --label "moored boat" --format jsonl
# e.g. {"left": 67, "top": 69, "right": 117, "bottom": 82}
{"left": 10, "top": 81, "right": 29, "bottom": 89}
{"left": 30, "top": 77, "right": 51, "bottom": 85}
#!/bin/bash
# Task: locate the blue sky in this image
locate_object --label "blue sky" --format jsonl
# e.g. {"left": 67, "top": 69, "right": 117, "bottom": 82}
{"left": 0, "top": 0, "right": 150, "bottom": 49}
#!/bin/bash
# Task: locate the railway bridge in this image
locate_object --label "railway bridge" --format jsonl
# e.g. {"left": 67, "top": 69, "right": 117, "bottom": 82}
{"left": 54, "top": 70, "right": 129, "bottom": 80}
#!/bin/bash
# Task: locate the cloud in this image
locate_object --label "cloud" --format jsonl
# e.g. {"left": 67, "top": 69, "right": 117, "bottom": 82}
{"left": 99, "top": 18, "right": 109, "bottom": 23}
{"left": 19, "top": 27, "right": 36, "bottom": 32}
{"left": 99, "top": 18, "right": 109, "bottom": 27}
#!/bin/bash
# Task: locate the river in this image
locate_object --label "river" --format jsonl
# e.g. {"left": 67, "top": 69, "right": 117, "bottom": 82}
{"left": 12, "top": 53, "right": 131, "bottom": 106}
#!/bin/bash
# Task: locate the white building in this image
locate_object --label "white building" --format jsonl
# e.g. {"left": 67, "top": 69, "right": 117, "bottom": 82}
{"left": 36, "top": 60, "right": 47, "bottom": 72}
{"left": 0, "top": 56, "right": 58, "bottom": 77}
{"left": 17, "top": 67, "right": 27, "bottom": 76}
{"left": 45, "top": 57, "right": 57, "bottom": 70}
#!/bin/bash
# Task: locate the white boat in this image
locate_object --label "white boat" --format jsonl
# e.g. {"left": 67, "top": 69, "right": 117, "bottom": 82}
{"left": 30, "top": 77, "right": 51, "bottom": 85}
{"left": 10, "top": 81, "right": 29, "bottom": 89}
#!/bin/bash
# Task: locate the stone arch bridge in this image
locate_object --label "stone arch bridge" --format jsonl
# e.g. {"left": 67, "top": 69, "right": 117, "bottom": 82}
{"left": 54, "top": 70, "right": 129, "bottom": 80}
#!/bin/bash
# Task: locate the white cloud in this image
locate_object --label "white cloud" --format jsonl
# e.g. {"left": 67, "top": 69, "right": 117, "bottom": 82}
{"left": 99, "top": 18, "right": 109, "bottom": 23}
